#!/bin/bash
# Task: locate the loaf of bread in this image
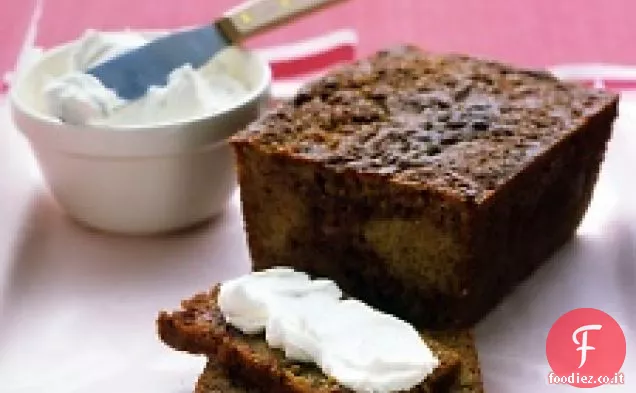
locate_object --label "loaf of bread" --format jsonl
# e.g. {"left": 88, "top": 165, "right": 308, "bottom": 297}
{"left": 157, "top": 286, "right": 466, "bottom": 393}
{"left": 230, "top": 46, "right": 619, "bottom": 328}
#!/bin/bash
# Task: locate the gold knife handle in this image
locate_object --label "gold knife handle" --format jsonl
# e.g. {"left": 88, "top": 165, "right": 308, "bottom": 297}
{"left": 216, "top": 0, "right": 345, "bottom": 42}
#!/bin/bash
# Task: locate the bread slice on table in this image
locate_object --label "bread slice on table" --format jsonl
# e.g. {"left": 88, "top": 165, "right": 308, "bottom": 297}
{"left": 157, "top": 285, "right": 467, "bottom": 393}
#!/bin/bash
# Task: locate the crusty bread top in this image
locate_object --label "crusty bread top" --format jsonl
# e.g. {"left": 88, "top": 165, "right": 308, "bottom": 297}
{"left": 231, "top": 46, "right": 618, "bottom": 202}
{"left": 157, "top": 286, "right": 463, "bottom": 393}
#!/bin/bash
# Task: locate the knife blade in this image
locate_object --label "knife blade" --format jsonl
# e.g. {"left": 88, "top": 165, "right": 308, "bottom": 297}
{"left": 87, "top": 0, "right": 345, "bottom": 100}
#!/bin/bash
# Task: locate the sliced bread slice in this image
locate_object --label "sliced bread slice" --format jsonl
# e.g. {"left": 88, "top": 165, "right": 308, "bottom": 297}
{"left": 193, "top": 351, "right": 484, "bottom": 393}
{"left": 158, "top": 286, "right": 461, "bottom": 393}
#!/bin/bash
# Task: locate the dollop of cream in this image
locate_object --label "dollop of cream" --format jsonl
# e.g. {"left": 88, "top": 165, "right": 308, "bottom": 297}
{"left": 218, "top": 268, "right": 439, "bottom": 393}
{"left": 43, "top": 29, "right": 249, "bottom": 126}
{"left": 43, "top": 72, "right": 124, "bottom": 125}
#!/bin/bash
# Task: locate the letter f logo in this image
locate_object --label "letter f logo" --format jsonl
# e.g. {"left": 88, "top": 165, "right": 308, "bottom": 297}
{"left": 572, "top": 324, "right": 602, "bottom": 368}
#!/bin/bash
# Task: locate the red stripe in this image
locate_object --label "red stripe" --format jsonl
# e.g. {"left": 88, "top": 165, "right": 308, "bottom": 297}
{"left": 602, "top": 79, "right": 636, "bottom": 91}
{"left": 269, "top": 44, "right": 356, "bottom": 80}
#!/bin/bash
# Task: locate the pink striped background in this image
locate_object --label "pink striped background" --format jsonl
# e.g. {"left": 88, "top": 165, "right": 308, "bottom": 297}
{"left": 4, "top": 0, "right": 636, "bottom": 78}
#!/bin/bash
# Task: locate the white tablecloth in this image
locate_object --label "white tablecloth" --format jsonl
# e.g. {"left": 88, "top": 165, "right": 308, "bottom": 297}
{"left": 0, "top": 94, "right": 634, "bottom": 392}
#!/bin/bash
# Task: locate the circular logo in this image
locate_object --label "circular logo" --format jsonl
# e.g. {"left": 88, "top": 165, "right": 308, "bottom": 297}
{"left": 546, "top": 308, "right": 626, "bottom": 388}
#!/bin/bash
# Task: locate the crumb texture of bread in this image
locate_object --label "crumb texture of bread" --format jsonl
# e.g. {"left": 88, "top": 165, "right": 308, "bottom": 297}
{"left": 230, "top": 46, "right": 619, "bottom": 328}
{"left": 194, "top": 352, "right": 483, "bottom": 393}
{"left": 429, "top": 330, "right": 484, "bottom": 393}
{"left": 195, "top": 358, "right": 260, "bottom": 393}
{"left": 157, "top": 286, "right": 464, "bottom": 393}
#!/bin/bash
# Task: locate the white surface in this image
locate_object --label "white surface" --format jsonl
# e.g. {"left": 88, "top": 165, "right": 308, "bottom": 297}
{"left": 0, "top": 92, "right": 635, "bottom": 393}
{"left": 10, "top": 41, "right": 270, "bottom": 234}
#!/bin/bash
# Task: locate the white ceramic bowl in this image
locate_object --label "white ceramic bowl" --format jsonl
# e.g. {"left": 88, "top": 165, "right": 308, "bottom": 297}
{"left": 10, "top": 39, "right": 271, "bottom": 235}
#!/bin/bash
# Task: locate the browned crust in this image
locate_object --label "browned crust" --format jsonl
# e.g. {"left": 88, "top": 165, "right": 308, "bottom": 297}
{"left": 230, "top": 46, "right": 618, "bottom": 203}
{"left": 157, "top": 286, "right": 461, "bottom": 393}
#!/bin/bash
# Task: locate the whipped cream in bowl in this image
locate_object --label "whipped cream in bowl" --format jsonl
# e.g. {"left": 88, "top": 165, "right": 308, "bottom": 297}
{"left": 43, "top": 30, "right": 251, "bottom": 127}
{"left": 10, "top": 29, "right": 271, "bottom": 234}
